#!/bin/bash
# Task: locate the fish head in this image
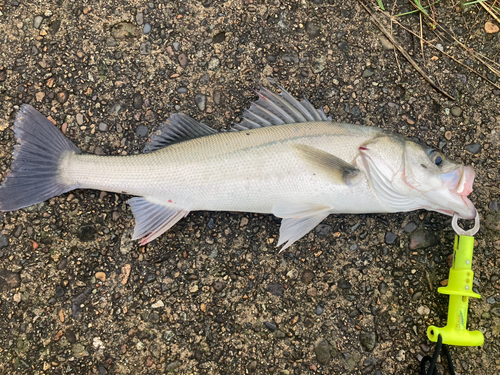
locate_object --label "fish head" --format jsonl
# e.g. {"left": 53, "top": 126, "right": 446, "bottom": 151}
{"left": 359, "top": 135, "right": 476, "bottom": 219}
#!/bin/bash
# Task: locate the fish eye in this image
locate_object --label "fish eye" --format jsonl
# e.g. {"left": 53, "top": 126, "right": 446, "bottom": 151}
{"left": 428, "top": 149, "right": 444, "bottom": 166}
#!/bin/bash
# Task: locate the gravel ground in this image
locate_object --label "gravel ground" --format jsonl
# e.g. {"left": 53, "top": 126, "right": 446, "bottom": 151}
{"left": 1, "top": 1, "right": 499, "bottom": 374}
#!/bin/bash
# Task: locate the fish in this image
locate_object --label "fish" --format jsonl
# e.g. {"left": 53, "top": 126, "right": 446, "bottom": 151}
{"left": 0, "top": 87, "right": 476, "bottom": 250}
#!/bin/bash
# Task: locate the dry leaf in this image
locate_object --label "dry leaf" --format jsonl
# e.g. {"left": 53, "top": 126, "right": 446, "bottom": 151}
{"left": 485, "top": 21, "right": 499, "bottom": 34}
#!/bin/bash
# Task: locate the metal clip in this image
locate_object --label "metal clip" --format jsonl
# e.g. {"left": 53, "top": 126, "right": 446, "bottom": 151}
{"left": 452, "top": 211, "right": 480, "bottom": 237}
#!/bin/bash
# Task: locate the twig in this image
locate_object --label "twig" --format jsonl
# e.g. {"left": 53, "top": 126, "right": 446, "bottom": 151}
{"left": 385, "top": 13, "right": 500, "bottom": 90}
{"left": 480, "top": 1, "right": 500, "bottom": 24}
{"left": 359, "top": 1, "right": 455, "bottom": 100}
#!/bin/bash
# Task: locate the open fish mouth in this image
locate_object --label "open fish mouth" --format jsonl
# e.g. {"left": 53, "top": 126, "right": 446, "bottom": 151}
{"left": 433, "top": 166, "right": 476, "bottom": 219}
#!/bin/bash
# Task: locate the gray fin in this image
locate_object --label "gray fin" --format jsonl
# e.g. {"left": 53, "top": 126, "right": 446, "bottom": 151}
{"left": 272, "top": 199, "right": 331, "bottom": 251}
{"left": 230, "top": 87, "right": 331, "bottom": 131}
{"left": 144, "top": 113, "right": 217, "bottom": 153}
{"left": 129, "top": 197, "right": 189, "bottom": 245}
{"left": 0, "top": 105, "right": 81, "bottom": 211}
{"left": 293, "top": 144, "right": 359, "bottom": 185}
{"left": 277, "top": 213, "right": 330, "bottom": 251}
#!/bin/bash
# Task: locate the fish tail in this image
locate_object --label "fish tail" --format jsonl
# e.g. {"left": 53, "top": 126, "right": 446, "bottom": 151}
{"left": 0, "top": 105, "right": 81, "bottom": 211}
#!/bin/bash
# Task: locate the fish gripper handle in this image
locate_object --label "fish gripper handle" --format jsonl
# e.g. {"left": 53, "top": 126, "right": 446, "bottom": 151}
{"left": 427, "top": 235, "right": 484, "bottom": 346}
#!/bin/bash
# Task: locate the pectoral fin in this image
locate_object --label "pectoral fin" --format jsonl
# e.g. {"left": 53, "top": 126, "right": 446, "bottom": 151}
{"left": 293, "top": 144, "right": 359, "bottom": 185}
{"left": 128, "top": 197, "right": 189, "bottom": 245}
{"left": 272, "top": 199, "right": 331, "bottom": 251}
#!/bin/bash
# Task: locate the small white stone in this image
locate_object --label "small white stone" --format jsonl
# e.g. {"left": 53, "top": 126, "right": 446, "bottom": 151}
{"left": 151, "top": 300, "right": 164, "bottom": 308}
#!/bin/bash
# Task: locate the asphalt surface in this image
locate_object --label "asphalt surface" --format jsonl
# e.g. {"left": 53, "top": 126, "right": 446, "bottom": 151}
{"left": 0, "top": 1, "right": 499, "bottom": 374}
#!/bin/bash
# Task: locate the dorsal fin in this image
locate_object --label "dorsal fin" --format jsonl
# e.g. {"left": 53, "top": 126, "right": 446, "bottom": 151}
{"left": 230, "top": 86, "right": 331, "bottom": 131}
{"left": 143, "top": 113, "right": 218, "bottom": 153}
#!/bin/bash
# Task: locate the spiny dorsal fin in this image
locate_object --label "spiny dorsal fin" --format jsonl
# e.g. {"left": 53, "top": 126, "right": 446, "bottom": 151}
{"left": 230, "top": 86, "right": 331, "bottom": 131}
{"left": 143, "top": 113, "right": 217, "bottom": 153}
{"left": 293, "top": 144, "right": 359, "bottom": 185}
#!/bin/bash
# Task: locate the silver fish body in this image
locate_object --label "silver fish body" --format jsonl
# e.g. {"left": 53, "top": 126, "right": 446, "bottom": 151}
{"left": 0, "top": 88, "right": 476, "bottom": 249}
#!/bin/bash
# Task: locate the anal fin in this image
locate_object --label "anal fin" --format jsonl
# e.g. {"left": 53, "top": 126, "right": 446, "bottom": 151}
{"left": 129, "top": 197, "right": 189, "bottom": 245}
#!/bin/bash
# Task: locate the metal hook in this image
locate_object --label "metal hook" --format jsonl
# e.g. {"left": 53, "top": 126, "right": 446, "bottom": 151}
{"left": 452, "top": 211, "right": 480, "bottom": 237}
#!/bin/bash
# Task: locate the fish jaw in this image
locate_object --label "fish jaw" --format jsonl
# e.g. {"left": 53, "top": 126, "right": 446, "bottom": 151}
{"left": 423, "top": 166, "right": 476, "bottom": 219}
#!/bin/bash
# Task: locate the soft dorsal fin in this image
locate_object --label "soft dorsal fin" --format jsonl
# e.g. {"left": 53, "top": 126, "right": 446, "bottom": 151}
{"left": 292, "top": 144, "right": 359, "bottom": 185}
{"left": 230, "top": 86, "right": 331, "bottom": 131}
{"left": 143, "top": 113, "right": 218, "bottom": 153}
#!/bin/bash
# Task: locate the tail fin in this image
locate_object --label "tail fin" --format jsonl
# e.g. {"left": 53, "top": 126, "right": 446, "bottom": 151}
{"left": 0, "top": 105, "right": 81, "bottom": 211}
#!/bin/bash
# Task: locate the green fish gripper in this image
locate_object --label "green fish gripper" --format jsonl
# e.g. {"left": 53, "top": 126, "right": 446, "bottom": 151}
{"left": 427, "top": 212, "right": 484, "bottom": 346}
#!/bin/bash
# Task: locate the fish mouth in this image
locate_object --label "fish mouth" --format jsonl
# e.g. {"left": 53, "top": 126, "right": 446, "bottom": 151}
{"left": 431, "top": 166, "right": 476, "bottom": 219}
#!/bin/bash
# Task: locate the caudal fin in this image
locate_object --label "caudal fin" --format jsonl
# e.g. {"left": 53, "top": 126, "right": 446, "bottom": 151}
{"left": 0, "top": 105, "right": 81, "bottom": 211}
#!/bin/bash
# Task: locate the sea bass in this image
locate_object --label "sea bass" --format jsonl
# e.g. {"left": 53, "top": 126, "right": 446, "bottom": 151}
{"left": 0, "top": 87, "right": 475, "bottom": 249}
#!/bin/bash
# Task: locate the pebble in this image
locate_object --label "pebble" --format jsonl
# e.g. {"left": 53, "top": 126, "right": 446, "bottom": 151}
{"left": 132, "top": 93, "right": 143, "bottom": 109}
{"left": 56, "top": 91, "right": 68, "bottom": 104}
{"left": 403, "top": 221, "right": 417, "bottom": 233}
{"left": 451, "top": 106, "right": 462, "bottom": 117}
{"left": 385, "top": 231, "right": 398, "bottom": 244}
{"left": 178, "top": 53, "right": 188, "bottom": 67}
{"left": 199, "top": 73, "right": 210, "bottom": 85}
{"left": 109, "top": 102, "right": 123, "bottom": 115}
{"left": 142, "top": 23, "right": 151, "bottom": 34}
{"left": 338, "top": 280, "right": 351, "bottom": 289}
{"left": 359, "top": 331, "right": 376, "bottom": 351}
{"left": 34, "top": 15, "right": 43, "bottom": 29}
{"left": 315, "top": 224, "right": 331, "bottom": 237}
{"left": 136, "top": 125, "right": 148, "bottom": 138}
{"left": 95, "top": 272, "right": 106, "bottom": 282}
{"left": 305, "top": 21, "right": 320, "bottom": 37}
{"left": 487, "top": 296, "right": 496, "bottom": 304}
{"left": 136, "top": 12, "right": 144, "bottom": 25}
{"left": 409, "top": 229, "right": 438, "bottom": 250}
{"left": 266, "top": 55, "right": 277, "bottom": 63}
{"left": 0, "top": 235, "right": 8, "bottom": 249}
{"left": 264, "top": 321, "right": 277, "bottom": 331}
{"left": 165, "top": 362, "right": 181, "bottom": 371}
{"left": 140, "top": 41, "right": 151, "bottom": 55}
{"left": 173, "top": 42, "right": 180, "bottom": 51}
{"left": 466, "top": 143, "right": 481, "bottom": 154}
{"left": 77, "top": 225, "right": 95, "bottom": 241}
{"left": 417, "top": 305, "right": 430, "bottom": 315}
{"left": 307, "top": 287, "right": 317, "bottom": 297}
{"left": 76, "top": 113, "right": 84, "bottom": 125}
{"left": 378, "top": 282, "right": 389, "bottom": 295}
{"left": 267, "top": 282, "right": 284, "bottom": 296}
{"left": 213, "top": 281, "right": 225, "bottom": 292}
{"left": 177, "top": 87, "right": 188, "bottom": 94}
{"left": 248, "top": 360, "right": 257, "bottom": 372}
{"left": 240, "top": 217, "right": 249, "bottom": 227}
{"left": 301, "top": 270, "right": 315, "bottom": 284}
{"left": 489, "top": 201, "right": 499, "bottom": 212}
{"left": 213, "top": 90, "right": 222, "bottom": 105}
{"left": 379, "top": 35, "right": 393, "bottom": 50}
{"left": 98, "top": 123, "right": 108, "bottom": 132}
{"left": 194, "top": 93, "right": 207, "bottom": 111}
{"left": 189, "top": 284, "right": 199, "bottom": 293}
{"left": 0, "top": 269, "right": 21, "bottom": 292}
{"left": 213, "top": 31, "right": 226, "bottom": 43}
{"left": 208, "top": 58, "right": 220, "bottom": 70}
{"left": 362, "top": 67, "right": 375, "bottom": 78}
{"left": 151, "top": 300, "right": 164, "bottom": 308}
{"left": 282, "top": 53, "right": 299, "bottom": 64}
{"left": 315, "top": 306, "right": 324, "bottom": 315}
{"left": 314, "top": 338, "right": 331, "bottom": 364}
